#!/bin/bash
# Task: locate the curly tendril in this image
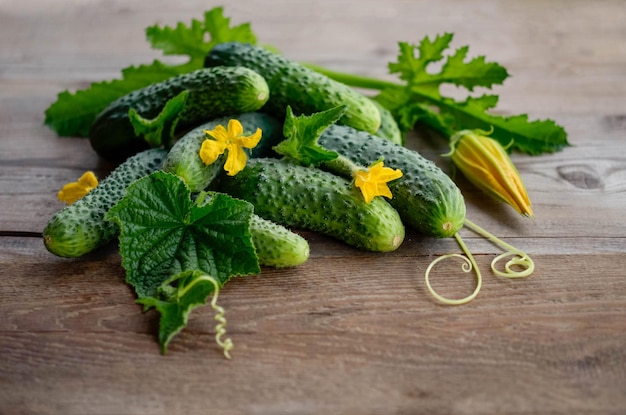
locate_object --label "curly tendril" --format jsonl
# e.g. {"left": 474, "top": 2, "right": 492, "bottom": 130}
{"left": 463, "top": 219, "right": 534, "bottom": 278}
{"left": 425, "top": 233, "right": 482, "bottom": 305}
{"left": 176, "top": 275, "right": 233, "bottom": 359}
{"left": 424, "top": 219, "right": 535, "bottom": 305}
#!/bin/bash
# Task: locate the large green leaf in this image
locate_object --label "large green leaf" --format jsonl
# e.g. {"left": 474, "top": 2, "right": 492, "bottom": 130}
{"left": 45, "top": 7, "right": 258, "bottom": 137}
{"left": 105, "top": 171, "right": 259, "bottom": 298}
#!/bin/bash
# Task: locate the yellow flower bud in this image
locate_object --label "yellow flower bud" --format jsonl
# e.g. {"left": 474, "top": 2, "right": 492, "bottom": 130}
{"left": 447, "top": 129, "right": 533, "bottom": 217}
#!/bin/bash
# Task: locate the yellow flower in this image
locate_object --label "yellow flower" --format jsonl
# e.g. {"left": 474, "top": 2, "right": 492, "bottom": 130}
{"left": 447, "top": 129, "right": 533, "bottom": 217}
{"left": 57, "top": 171, "right": 98, "bottom": 204}
{"left": 354, "top": 161, "right": 403, "bottom": 203}
{"left": 199, "top": 119, "right": 262, "bottom": 176}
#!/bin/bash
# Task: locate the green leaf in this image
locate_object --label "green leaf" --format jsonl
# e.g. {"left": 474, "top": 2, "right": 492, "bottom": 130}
{"left": 432, "top": 95, "right": 569, "bottom": 154}
{"left": 390, "top": 34, "right": 509, "bottom": 92}
{"left": 128, "top": 90, "right": 189, "bottom": 148}
{"left": 105, "top": 171, "right": 259, "bottom": 298}
{"left": 274, "top": 105, "right": 346, "bottom": 165}
{"left": 378, "top": 33, "right": 569, "bottom": 154}
{"left": 44, "top": 61, "right": 183, "bottom": 137}
{"left": 146, "top": 7, "right": 257, "bottom": 70}
{"left": 389, "top": 35, "right": 452, "bottom": 84}
{"left": 45, "top": 7, "right": 258, "bottom": 137}
{"left": 374, "top": 87, "right": 415, "bottom": 134}
{"left": 137, "top": 269, "right": 220, "bottom": 353}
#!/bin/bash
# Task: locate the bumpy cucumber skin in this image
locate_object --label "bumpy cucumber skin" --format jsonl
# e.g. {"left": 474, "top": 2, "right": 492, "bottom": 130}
{"left": 214, "top": 158, "right": 405, "bottom": 252}
{"left": 370, "top": 99, "right": 403, "bottom": 145}
{"left": 43, "top": 149, "right": 168, "bottom": 258}
{"left": 204, "top": 42, "right": 381, "bottom": 135}
{"left": 249, "top": 215, "right": 309, "bottom": 268}
{"left": 163, "top": 112, "right": 284, "bottom": 192}
{"left": 319, "top": 125, "right": 466, "bottom": 238}
{"left": 89, "top": 66, "right": 270, "bottom": 162}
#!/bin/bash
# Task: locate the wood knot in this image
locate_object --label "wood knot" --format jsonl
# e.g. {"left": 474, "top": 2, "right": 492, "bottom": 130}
{"left": 556, "top": 164, "right": 604, "bottom": 189}
{"left": 604, "top": 114, "right": 626, "bottom": 131}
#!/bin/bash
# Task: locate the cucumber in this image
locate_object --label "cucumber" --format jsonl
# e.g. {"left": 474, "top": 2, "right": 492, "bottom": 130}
{"left": 318, "top": 125, "right": 466, "bottom": 238}
{"left": 213, "top": 158, "right": 405, "bottom": 252}
{"left": 249, "top": 215, "right": 309, "bottom": 268}
{"left": 163, "top": 112, "right": 284, "bottom": 192}
{"left": 89, "top": 66, "right": 270, "bottom": 162}
{"left": 370, "top": 99, "right": 403, "bottom": 145}
{"left": 43, "top": 148, "right": 168, "bottom": 258}
{"left": 204, "top": 42, "right": 381, "bottom": 135}
{"left": 195, "top": 190, "right": 310, "bottom": 268}
{"left": 44, "top": 147, "right": 309, "bottom": 268}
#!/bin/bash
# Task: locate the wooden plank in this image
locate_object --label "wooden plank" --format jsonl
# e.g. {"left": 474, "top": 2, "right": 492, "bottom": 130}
{"left": 1, "top": 237, "right": 625, "bottom": 414}
{"left": 2, "top": 0, "right": 626, "bottom": 414}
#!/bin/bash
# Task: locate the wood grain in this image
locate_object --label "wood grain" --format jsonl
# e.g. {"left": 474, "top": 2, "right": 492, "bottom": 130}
{"left": 1, "top": 0, "right": 625, "bottom": 414}
{"left": 1, "top": 238, "right": 625, "bottom": 415}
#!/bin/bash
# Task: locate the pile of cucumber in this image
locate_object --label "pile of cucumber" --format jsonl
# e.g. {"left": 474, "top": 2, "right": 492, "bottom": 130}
{"left": 44, "top": 42, "right": 466, "bottom": 267}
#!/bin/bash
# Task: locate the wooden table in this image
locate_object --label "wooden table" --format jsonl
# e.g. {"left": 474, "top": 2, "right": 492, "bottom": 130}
{"left": 2, "top": 1, "right": 625, "bottom": 414}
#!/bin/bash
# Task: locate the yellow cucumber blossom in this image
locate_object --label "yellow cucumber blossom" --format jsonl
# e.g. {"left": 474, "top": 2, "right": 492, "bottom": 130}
{"left": 57, "top": 171, "right": 98, "bottom": 204}
{"left": 199, "top": 119, "right": 262, "bottom": 176}
{"left": 354, "top": 160, "right": 403, "bottom": 203}
{"left": 447, "top": 128, "right": 533, "bottom": 217}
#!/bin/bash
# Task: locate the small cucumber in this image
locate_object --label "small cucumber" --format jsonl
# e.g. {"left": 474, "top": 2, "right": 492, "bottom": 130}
{"left": 318, "top": 125, "right": 466, "bottom": 238}
{"left": 249, "top": 215, "right": 309, "bottom": 268}
{"left": 89, "top": 66, "right": 270, "bottom": 162}
{"left": 196, "top": 191, "right": 310, "bottom": 268}
{"left": 163, "top": 112, "right": 284, "bottom": 192}
{"left": 213, "top": 158, "right": 405, "bottom": 252}
{"left": 44, "top": 148, "right": 168, "bottom": 258}
{"left": 204, "top": 42, "right": 381, "bottom": 135}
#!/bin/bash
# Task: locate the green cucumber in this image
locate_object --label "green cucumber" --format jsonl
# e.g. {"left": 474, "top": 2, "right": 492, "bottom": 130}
{"left": 44, "top": 148, "right": 168, "bottom": 258}
{"left": 318, "top": 125, "right": 466, "bottom": 238}
{"left": 163, "top": 112, "right": 284, "bottom": 192}
{"left": 44, "top": 147, "right": 309, "bottom": 268}
{"left": 195, "top": 190, "right": 310, "bottom": 268}
{"left": 249, "top": 215, "right": 309, "bottom": 268}
{"left": 213, "top": 158, "right": 405, "bottom": 252}
{"left": 89, "top": 66, "right": 270, "bottom": 162}
{"left": 370, "top": 99, "right": 403, "bottom": 145}
{"left": 204, "top": 42, "right": 381, "bottom": 135}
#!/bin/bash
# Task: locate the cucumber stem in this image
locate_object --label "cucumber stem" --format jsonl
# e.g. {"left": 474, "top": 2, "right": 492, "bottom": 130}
{"left": 322, "top": 154, "right": 363, "bottom": 178}
{"left": 302, "top": 63, "right": 401, "bottom": 91}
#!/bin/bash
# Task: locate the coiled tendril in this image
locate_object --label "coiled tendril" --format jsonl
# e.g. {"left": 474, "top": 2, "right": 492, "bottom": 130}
{"left": 176, "top": 274, "right": 233, "bottom": 359}
{"left": 425, "top": 233, "right": 482, "bottom": 305}
{"left": 464, "top": 219, "right": 534, "bottom": 278}
{"left": 425, "top": 219, "right": 534, "bottom": 305}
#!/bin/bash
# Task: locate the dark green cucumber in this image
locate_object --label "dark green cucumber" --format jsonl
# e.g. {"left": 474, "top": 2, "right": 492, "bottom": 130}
{"left": 44, "top": 148, "right": 168, "bottom": 257}
{"left": 213, "top": 158, "right": 405, "bottom": 252}
{"left": 89, "top": 66, "right": 270, "bottom": 162}
{"left": 163, "top": 112, "right": 284, "bottom": 192}
{"left": 204, "top": 42, "right": 381, "bottom": 135}
{"left": 318, "top": 125, "right": 466, "bottom": 238}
